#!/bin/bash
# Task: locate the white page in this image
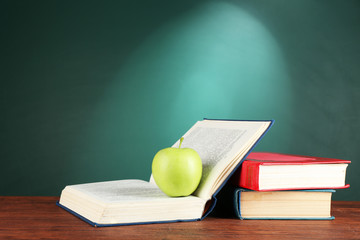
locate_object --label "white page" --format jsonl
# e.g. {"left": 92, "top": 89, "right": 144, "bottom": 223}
{"left": 66, "top": 179, "right": 200, "bottom": 204}
{"left": 178, "top": 126, "right": 246, "bottom": 190}
{"left": 60, "top": 179, "right": 206, "bottom": 225}
{"left": 171, "top": 120, "right": 270, "bottom": 200}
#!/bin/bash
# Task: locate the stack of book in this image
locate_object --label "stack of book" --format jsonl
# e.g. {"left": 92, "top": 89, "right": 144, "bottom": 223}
{"left": 229, "top": 152, "right": 351, "bottom": 220}
{"left": 57, "top": 119, "right": 350, "bottom": 226}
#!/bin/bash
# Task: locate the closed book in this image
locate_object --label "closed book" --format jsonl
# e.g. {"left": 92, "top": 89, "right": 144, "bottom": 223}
{"left": 234, "top": 188, "right": 336, "bottom": 220}
{"left": 233, "top": 152, "right": 350, "bottom": 191}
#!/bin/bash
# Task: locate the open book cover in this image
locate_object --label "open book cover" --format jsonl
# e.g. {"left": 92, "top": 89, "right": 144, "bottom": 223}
{"left": 57, "top": 119, "right": 274, "bottom": 227}
{"left": 232, "top": 152, "right": 350, "bottom": 191}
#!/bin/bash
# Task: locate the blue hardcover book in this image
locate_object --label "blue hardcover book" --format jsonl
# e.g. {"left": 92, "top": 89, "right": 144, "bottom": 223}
{"left": 57, "top": 119, "right": 274, "bottom": 227}
{"left": 233, "top": 188, "right": 335, "bottom": 220}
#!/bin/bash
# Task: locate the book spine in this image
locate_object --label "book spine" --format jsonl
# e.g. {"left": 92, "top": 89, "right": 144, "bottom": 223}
{"left": 239, "top": 161, "right": 260, "bottom": 190}
{"left": 231, "top": 188, "right": 243, "bottom": 219}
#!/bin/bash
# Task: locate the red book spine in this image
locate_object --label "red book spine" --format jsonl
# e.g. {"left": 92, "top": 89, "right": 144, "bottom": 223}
{"left": 239, "top": 161, "right": 261, "bottom": 190}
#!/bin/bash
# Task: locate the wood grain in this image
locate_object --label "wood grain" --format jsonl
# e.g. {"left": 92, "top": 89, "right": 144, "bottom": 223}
{"left": 0, "top": 197, "right": 359, "bottom": 239}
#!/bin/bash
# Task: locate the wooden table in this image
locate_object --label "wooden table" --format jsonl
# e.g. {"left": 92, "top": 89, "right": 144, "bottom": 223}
{"left": 1, "top": 197, "right": 359, "bottom": 239}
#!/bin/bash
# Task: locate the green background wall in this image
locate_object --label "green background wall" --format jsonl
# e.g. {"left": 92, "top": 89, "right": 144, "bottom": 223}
{"left": 1, "top": 0, "right": 359, "bottom": 200}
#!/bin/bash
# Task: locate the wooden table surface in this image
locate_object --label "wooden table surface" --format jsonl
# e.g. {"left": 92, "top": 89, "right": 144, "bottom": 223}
{"left": 1, "top": 197, "right": 359, "bottom": 239}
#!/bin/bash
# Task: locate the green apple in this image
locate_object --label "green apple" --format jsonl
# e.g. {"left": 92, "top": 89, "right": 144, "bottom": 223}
{"left": 152, "top": 137, "right": 202, "bottom": 197}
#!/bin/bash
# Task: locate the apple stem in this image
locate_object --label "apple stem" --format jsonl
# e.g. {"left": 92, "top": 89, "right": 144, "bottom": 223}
{"left": 179, "top": 137, "right": 184, "bottom": 148}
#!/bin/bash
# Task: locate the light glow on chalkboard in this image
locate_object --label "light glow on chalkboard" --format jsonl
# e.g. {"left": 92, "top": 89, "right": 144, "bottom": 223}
{"left": 83, "top": 1, "right": 293, "bottom": 179}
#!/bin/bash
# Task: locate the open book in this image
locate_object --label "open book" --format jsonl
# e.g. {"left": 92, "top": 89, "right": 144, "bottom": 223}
{"left": 58, "top": 119, "right": 273, "bottom": 226}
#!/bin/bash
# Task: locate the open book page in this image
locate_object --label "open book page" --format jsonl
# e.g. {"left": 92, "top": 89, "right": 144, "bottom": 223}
{"left": 62, "top": 179, "right": 201, "bottom": 204}
{"left": 60, "top": 179, "right": 206, "bottom": 224}
{"left": 170, "top": 120, "right": 270, "bottom": 200}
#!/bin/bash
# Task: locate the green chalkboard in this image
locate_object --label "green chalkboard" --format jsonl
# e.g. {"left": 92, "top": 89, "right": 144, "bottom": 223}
{"left": 1, "top": 0, "right": 359, "bottom": 200}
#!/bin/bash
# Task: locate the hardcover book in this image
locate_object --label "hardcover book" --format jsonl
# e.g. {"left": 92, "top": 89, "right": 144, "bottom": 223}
{"left": 57, "top": 119, "right": 273, "bottom": 226}
{"left": 233, "top": 188, "right": 336, "bottom": 220}
{"left": 233, "top": 152, "right": 350, "bottom": 191}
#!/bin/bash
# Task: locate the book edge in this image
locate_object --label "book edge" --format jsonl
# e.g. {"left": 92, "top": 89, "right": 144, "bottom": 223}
{"left": 56, "top": 201, "right": 201, "bottom": 227}
{"left": 256, "top": 184, "right": 350, "bottom": 192}
{"left": 236, "top": 189, "right": 335, "bottom": 220}
{"left": 246, "top": 152, "right": 351, "bottom": 164}
{"left": 240, "top": 216, "right": 335, "bottom": 220}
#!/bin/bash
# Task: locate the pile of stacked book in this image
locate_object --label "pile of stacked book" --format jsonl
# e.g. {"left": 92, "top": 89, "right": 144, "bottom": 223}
{"left": 229, "top": 152, "right": 350, "bottom": 220}
{"left": 57, "top": 120, "right": 351, "bottom": 226}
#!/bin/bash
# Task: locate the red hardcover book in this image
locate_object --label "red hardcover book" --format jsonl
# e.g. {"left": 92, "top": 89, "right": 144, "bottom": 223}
{"left": 233, "top": 152, "right": 350, "bottom": 191}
